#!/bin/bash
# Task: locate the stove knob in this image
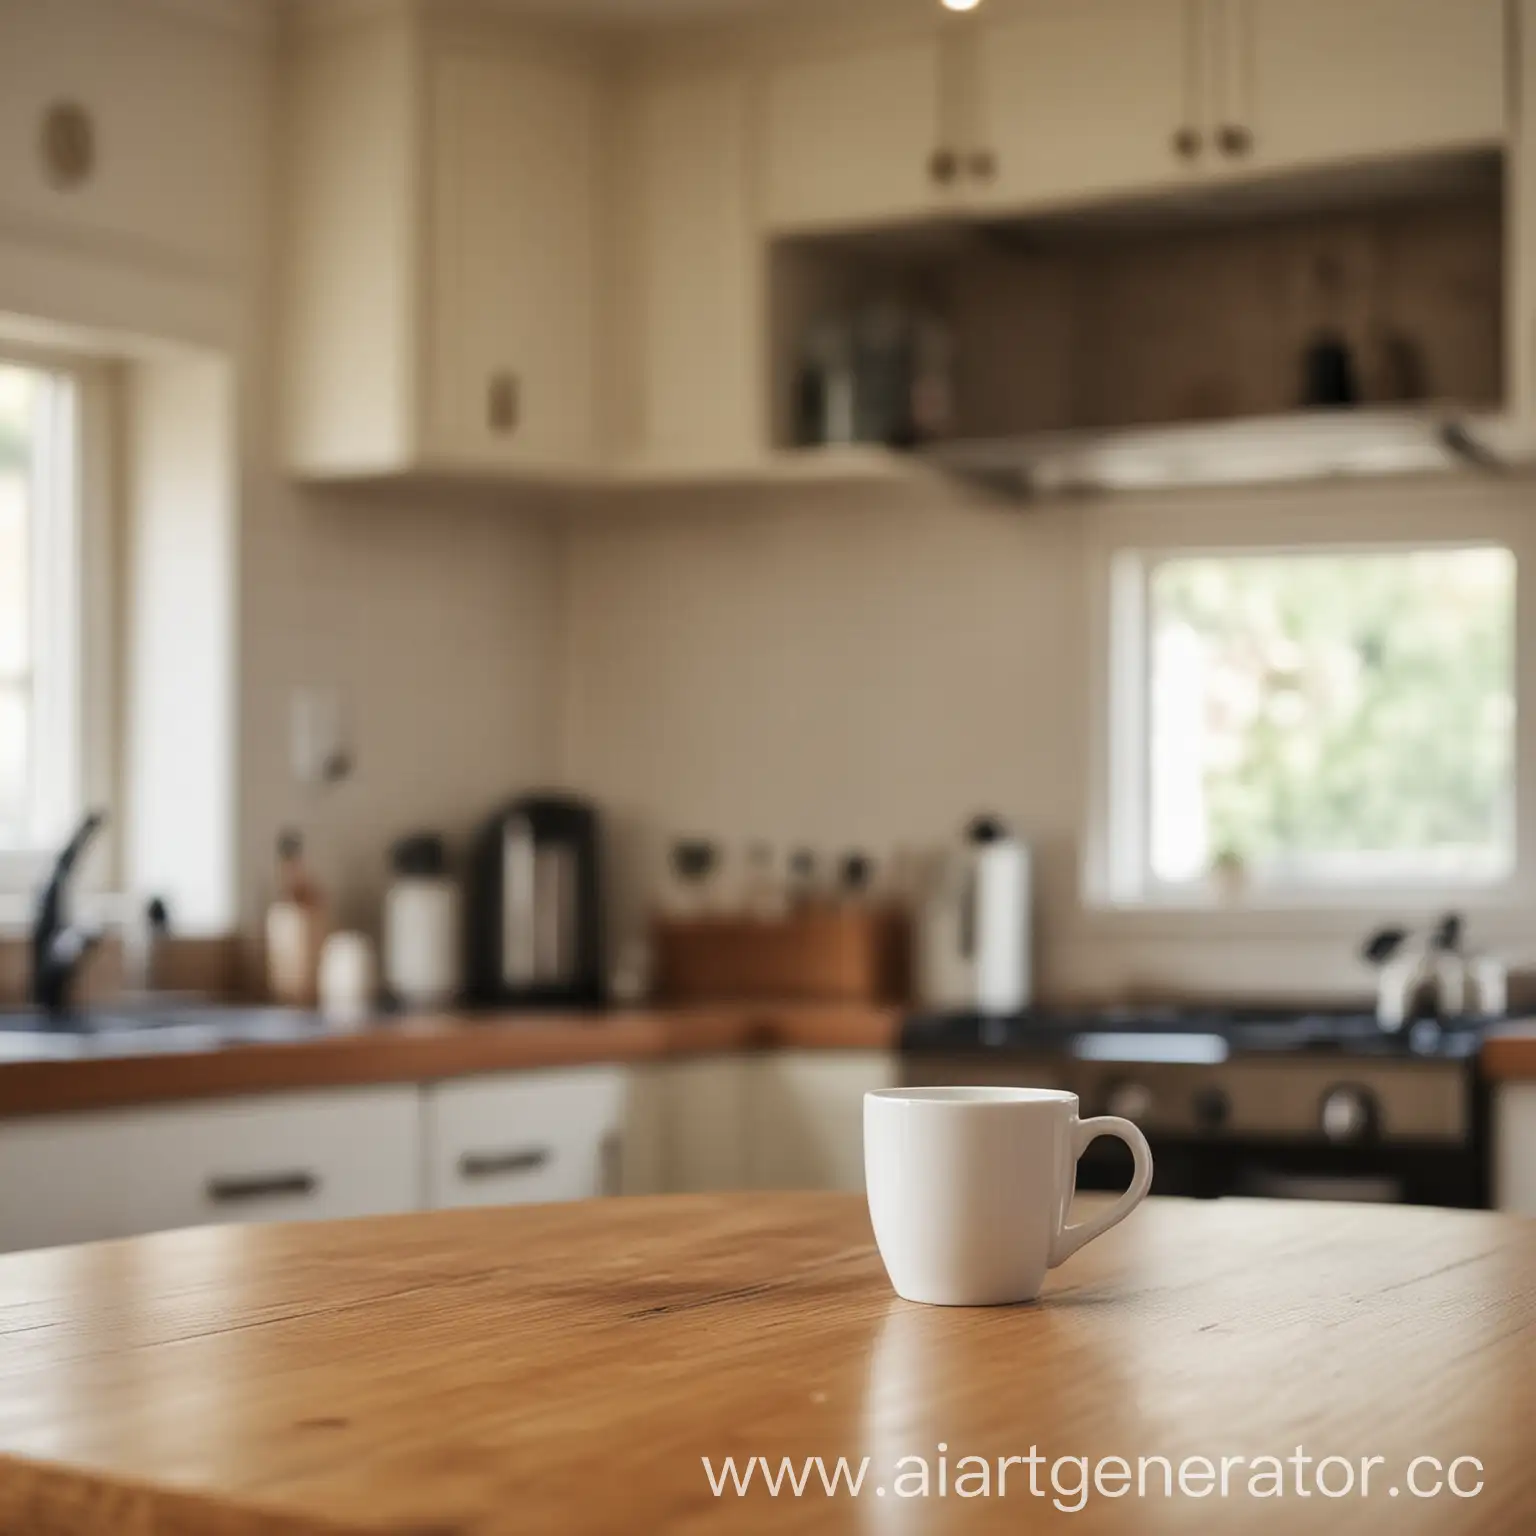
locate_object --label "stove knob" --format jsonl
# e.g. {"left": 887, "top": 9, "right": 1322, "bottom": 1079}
{"left": 1192, "top": 1086, "right": 1230, "bottom": 1131}
{"left": 1105, "top": 1081, "right": 1154, "bottom": 1123}
{"left": 1320, "top": 1085, "right": 1378, "bottom": 1145}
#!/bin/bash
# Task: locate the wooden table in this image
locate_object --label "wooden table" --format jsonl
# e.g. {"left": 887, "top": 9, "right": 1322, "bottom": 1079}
{"left": 1, "top": 1195, "right": 1533, "bottom": 1534}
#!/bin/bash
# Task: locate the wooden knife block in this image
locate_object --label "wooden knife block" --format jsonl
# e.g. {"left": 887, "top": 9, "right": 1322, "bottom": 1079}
{"left": 653, "top": 907, "right": 910, "bottom": 1005}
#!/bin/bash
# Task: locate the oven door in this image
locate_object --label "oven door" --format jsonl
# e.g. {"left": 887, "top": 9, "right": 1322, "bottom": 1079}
{"left": 1076, "top": 1134, "right": 1486, "bottom": 1208}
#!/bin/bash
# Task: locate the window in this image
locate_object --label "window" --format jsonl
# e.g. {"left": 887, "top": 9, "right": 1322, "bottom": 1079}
{"left": 0, "top": 357, "right": 84, "bottom": 865}
{"left": 1105, "top": 544, "right": 1517, "bottom": 903}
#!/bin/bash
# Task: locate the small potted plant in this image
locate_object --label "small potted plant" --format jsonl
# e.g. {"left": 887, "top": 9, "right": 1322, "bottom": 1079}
{"left": 1209, "top": 845, "right": 1249, "bottom": 906}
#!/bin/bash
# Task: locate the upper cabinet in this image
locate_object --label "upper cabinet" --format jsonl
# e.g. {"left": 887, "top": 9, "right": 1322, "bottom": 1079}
{"left": 1234, "top": 0, "right": 1506, "bottom": 177}
{"left": 280, "top": 2, "right": 603, "bottom": 480}
{"left": 425, "top": 40, "right": 600, "bottom": 475}
{"left": 761, "top": 33, "right": 951, "bottom": 234}
{"left": 970, "top": 0, "right": 1198, "bottom": 210}
{"left": 757, "top": 0, "right": 1511, "bottom": 238}
{"left": 615, "top": 65, "right": 764, "bottom": 474}
{"left": 275, "top": 0, "right": 1522, "bottom": 491}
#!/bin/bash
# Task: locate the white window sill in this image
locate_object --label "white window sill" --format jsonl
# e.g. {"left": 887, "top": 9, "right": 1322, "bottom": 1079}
{"left": 1072, "top": 893, "right": 1536, "bottom": 948}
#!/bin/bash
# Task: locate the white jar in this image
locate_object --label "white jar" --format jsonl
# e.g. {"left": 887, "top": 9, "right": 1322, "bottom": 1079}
{"left": 318, "top": 931, "right": 377, "bottom": 1029}
{"left": 384, "top": 877, "right": 462, "bottom": 1010}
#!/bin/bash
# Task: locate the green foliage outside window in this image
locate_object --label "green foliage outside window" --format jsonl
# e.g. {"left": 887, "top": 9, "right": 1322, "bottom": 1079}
{"left": 1151, "top": 548, "right": 1514, "bottom": 877}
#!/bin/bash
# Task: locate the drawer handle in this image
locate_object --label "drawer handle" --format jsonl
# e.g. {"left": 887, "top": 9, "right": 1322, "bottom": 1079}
{"left": 458, "top": 1147, "right": 553, "bottom": 1180}
{"left": 488, "top": 371, "right": 520, "bottom": 435}
{"left": 206, "top": 1171, "right": 319, "bottom": 1204}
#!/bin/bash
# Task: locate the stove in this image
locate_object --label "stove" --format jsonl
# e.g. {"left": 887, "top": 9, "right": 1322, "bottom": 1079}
{"left": 901, "top": 1006, "right": 1489, "bottom": 1207}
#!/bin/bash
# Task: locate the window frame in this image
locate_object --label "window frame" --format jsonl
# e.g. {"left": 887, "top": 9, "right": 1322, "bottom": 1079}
{"left": 0, "top": 343, "right": 117, "bottom": 899}
{"left": 1083, "top": 484, "right": 1535, "bottom": 920}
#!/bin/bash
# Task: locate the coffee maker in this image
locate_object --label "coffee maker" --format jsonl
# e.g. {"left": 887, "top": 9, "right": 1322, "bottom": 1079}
{"left": 468, "top": 794, "right": 605, "bottom": 1008}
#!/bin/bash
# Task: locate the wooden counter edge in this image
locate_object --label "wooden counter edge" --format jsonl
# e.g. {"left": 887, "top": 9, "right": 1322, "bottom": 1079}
{"left": 1479, "top": 1024, "right": 1536, "bottom": 1082}
{"left": 0, "top": 1004, "right": 902, "bottom": 1118}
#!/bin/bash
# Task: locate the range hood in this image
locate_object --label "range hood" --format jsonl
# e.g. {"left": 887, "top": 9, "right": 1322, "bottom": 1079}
{"left": 920, "top": 407, "right": 1535, "bottom": 501}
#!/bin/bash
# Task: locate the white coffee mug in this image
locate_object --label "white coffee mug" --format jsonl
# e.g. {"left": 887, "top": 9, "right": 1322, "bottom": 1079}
{"left": 865, "top": 1086, "right": 1153, "bottom": 1306}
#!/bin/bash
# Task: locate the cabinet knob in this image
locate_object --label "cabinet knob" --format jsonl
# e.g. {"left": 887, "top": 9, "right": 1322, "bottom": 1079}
{"left": 1216, "top": 124, "right": 1253, "bottom": 157}
{"left": 487, "top": 372, "right": 520, "bottom": 435}
{"left": 929, "top": 148, "right": 960, "bottom": 186}
{"left": 1172, "top": 126, "right": 1202, "bottom": 161}
{"left": 966, "top": 149, "right": 998, "bottom": 182}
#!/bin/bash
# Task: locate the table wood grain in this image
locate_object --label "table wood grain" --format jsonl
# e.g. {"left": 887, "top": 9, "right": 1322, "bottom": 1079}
{"left": 1, "top": 1194, "right": 1533, "bottom": 1533}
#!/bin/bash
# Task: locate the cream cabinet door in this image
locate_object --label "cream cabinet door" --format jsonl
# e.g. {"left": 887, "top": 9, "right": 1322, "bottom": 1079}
{"left": 426, "top": 40, "right": 600, "bottom": 472}
{"left": 762, "top": 35, "right": 949, "bottom": 234}
{"left": 659, "top": 1057, "right": 754, "bottom": 1192}
{"left": 971, "top": 0, "right": 1197, "bottom": 211}
{"left": 1495, "top": 1084, "right": 1536, "bottom": 1215}
{"left": 625, "top": 68, "right": 762, "bottom": 472}
{"left": 749, "top": 1052, "right": 897, "bottom": 1193}
{"left": 0, "top": 1089, "right": 422, "bottom": 1254}
{"left": 423, "top": 1069, "right": 627, "bottom": 1209}
{"left": 1237, "top": 0, "right": 1506, "bottom": 177}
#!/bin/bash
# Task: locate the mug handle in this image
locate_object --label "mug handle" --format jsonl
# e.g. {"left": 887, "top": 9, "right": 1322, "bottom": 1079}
{"left": 1048, "top": 1115, "right": 1154, "bottom": 1269}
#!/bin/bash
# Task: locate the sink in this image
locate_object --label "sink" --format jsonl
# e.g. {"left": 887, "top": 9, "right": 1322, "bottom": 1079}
{"left": 0, "top": 1005, "right": 335, "bottom": 1055}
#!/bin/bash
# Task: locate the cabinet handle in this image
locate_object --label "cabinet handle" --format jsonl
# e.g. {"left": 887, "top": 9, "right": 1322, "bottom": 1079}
{"left": 1172, "top": 126, "right": 1202, "bottom": 161}
{"left": 206, "top": 1171, "right": 319, "bottom": 1205}
{"left": 600, "top": 1131, "right": 622, "bottom": 1197}
{"left": 928, "top": 148, "right": 959, "bottom": 186}
{"left": 487, "top": 372, "right": 520, "bottom": 435}
{"left": 458, "top": 1146, "right": 553, "bottom": 1181}
{"left": 966, "top": 150, "right": 997, "bottom": 182}
{"left": 1216, "top": 124, "right": 1253, "bottom": 157}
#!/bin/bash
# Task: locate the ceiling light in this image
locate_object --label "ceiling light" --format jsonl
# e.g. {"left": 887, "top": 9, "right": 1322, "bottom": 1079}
{"left": 941, "top": 0, "right": 983, "bottom": 10}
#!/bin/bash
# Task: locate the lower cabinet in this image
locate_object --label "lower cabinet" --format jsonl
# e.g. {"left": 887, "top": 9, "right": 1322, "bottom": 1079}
{"left": 651, "top": 1055, "right": 755, "bottom": 1193}
{"left": 0, "top": 1087, "right": 422, "bottom": 1254}
{"left": 626, "top": 1051, "right": 897, "bottom": 1194}
{"left": 422, "top": 1068, "right": 627, "bottom": 1208}
{"left": 0, "top": 1052, "right": 899, "bottom": 1253}
{"left": 748, "top": 1051, "right": 898, "bottom": 1193}
{"left": 1495, "top": 1084, "right": 1536, "bottom": 1214}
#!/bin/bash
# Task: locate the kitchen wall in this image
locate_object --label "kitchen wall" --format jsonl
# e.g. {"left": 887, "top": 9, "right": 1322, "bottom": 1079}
{"left": 556, "top": 473, "right": 1536, "bottom": 1003}
{"left": 557, "top": 487, "right": 1084, "bottom": 961}
{"left": 237, "top": 475, "right": 561, "bottom": 935}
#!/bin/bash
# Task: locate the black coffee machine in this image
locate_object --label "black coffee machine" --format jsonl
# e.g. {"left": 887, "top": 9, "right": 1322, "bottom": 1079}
{"left": 468, "top": 794, "right": 605, "bottom": 1008}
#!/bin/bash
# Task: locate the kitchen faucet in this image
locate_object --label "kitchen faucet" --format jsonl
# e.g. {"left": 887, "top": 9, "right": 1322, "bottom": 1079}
{"left": 31, "top": 810, "right": 107, "bottom": 1017}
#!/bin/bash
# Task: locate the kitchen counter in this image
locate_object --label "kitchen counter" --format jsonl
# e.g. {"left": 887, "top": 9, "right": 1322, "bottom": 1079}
{"left": 0, "top": 1004, "right": 899, "bottom": 1118}
{"left": 2, "top": 1193, "right": 1532, "bottom": 1533}
{"left": 1479, "top": 1021, "right": 1536, "bottom": 1081}
{"left": 6, "top": 1003, "right": 1536, "bottom": 1120}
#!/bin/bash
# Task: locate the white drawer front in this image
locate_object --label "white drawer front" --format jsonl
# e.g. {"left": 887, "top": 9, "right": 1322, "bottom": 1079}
{"left": 0, "top": 1115, "right": 129, "bottom": 1252}
{"left": 424, "top": 1068, "right": 626, "bottom": 1209}
{"left": 125, "top": 1089, "right": 422, "bottom": 1234}
{"left": 0, "top": 1088, "right": 422, "bottom": 1253}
